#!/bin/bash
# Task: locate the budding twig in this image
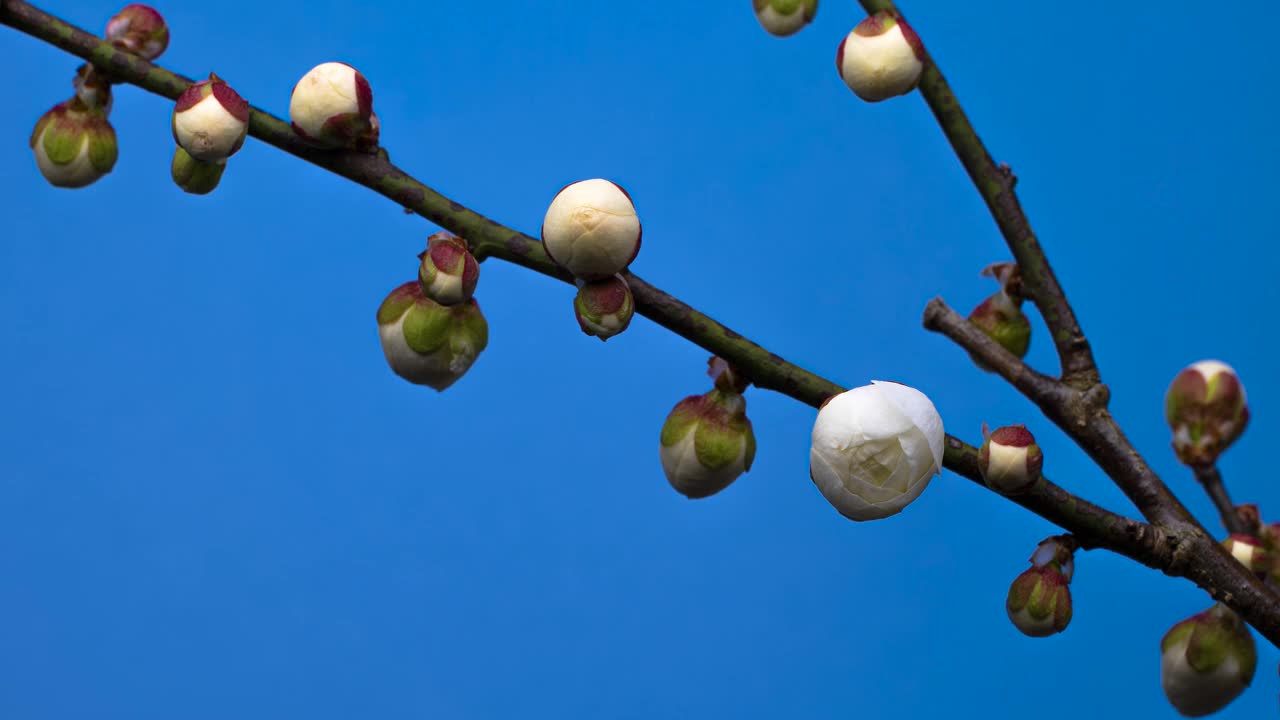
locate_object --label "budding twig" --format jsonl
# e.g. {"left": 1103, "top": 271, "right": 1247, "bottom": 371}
{"left": 1193, "top": 465, "right": 1250, "bottom": 536}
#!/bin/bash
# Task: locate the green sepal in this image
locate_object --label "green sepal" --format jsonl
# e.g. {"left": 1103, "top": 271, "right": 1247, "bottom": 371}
{"left": 400, "top": 297, "right": 452, "bottom": 355}
{"left": 41, "top": 114, "right": 83, "bottom": 166}
{"left": 660, "top": 397, "right": 700, "bottom": 448}
{"left": 87, "top": 119, "right": 118, "bottom": 173}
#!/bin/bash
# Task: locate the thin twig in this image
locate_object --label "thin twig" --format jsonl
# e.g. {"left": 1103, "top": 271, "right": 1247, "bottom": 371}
{"left": 1193, "top": 465, "right": 1249, "bottom": 536}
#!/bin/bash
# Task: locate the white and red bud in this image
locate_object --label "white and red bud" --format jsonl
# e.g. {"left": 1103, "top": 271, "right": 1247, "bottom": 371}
{"left": 105, "top": 4, "right": 170, "bottom": 60}
{"left": 809, "top": 381, "right": 944, "bottom": 521}
{"left": 29, "top": 100, "right": 118, "bottom": 189}
{"left": 752, "top": 0, "right": 817, "bottom": 38}
{"left": 968, "top": 262, "right": 1030, "bottom": 368}
{"left": 289, "top": 62, "right": 379, "bottom": 151}
{"left": 1166, "top": 360, "right": 1249, "bottom": 467}
{"left": 376, "top": 281, "right": 488, "bottom": 391}
{"left": 978, "top": 425, "right": 1043, "bottom": 494}
{"left": 1221, "top": 534, "right": 1270, "bottom": 574}
{"left": 660, "top": 386, "right": 756, "bottom": 499}
{"left": 1006, "top": 536, "right": 1075, "bottom": 638}
{"left": 574, "top": 275, "right": 635, "bottom": 342}
{"left": 541, "top": 179, "right": 642, "bottom": 281}
{"left": 172, "top": 74, "right": 250, "bottom": 162}
{"left": 170, "top": 146, "right": 226, "bottom": 195}
{"left": 1161, "top": 605, "right": 1256, "bottom": 717}
{"left": 835, "top": 11, "right": 925, "bottom": 103}
{"left": 417, "top": 232, "right": 479, "bottom": 306}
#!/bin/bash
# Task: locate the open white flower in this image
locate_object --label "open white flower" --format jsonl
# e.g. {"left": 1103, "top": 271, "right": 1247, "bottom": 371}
{"left": 809, "top": 380, "right": 944, "bottom": 521}
{"left": 541, "top": 179, "right": 642, "bottom": 281}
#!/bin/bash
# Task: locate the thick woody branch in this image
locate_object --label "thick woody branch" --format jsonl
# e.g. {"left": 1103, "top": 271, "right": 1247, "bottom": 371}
{"left": 855, "top": 0, "right": 1098, "bottom": 389}
{"left": 6, "top": 0, "right": 1280, "bottom": 647}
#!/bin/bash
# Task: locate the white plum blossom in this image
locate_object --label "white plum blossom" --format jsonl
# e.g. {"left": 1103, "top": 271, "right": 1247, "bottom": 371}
{"left": 171, "top": 74, "right": 250, "bottom": 162}
{"left": 289, "top": 62, "right": 379, "bottom": 150}
{"left": 836, "top": 11, "right": 925, "bottom": 103}
{"left": 541, "top": 179, "right": 642, "bottom": 281}
{"left": 809, "top": 380, "right": 944, "bottom": 521}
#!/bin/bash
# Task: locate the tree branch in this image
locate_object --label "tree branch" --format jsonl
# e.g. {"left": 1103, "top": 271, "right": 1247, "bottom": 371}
{"left": 6, "top": 0, "right": 1280, "bottom": 648}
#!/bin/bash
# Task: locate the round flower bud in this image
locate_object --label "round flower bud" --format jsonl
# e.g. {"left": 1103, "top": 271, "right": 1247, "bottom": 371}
{"left": 105, "top": 4, "right": 169, "bottom": 60}
{"left": 1166, "top": 360, "right": 1249, "bottom": 467}
{"left": 752, "top": 0, "right": 817, "bottom": 38}
{"left": 835, "top": 11, "right": 925, "bottom": 103}
{"left": 376, "top": 281, "right": 488, "bottom": 391}
{"left": 660, "top": 389, "right": 756, "bottom": 499}
{"left": 170, "top": 146, "right": 226, "bottom": 195}
{"left": 29, "top": 100, "right": 118, "bottom": 189}
{"left": 1221, "top": 534, "right": 1270, "bottom": 574}
{"left": 968, "top": 290, "right": 1030, "bottom": 364}
{"left": 417, "top": 232, "right": 479, "bottom": 305}
{"left": 977, "top": 425, "right": 1043, "bottom": 494}
{"left": 574, "top": 275, "right": 635, "bottom": 342}
{"left": 172, "top": 74, "right": 250, "bottom": 162}
{"left": 289, "top": 62, "right": 379, "bottom": 151}
{"left": 1161, "top": 605, "right": 1257, "bottom": 717}
{"left": 809, "top": 381, "right": 944, "bottom": 521}
{"left": 1006, "top": 565, "right": 1072, "bottom": 638}
{"left": 541, "top": 179, "right": 642, "bottom": 281}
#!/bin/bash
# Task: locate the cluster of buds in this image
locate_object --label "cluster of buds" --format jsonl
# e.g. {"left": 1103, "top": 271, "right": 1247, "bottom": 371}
{"left": 169, "top": 74, "right": 250, "bottom": 194}
{"left": 1005, "top": 536, "right": 1075, "bottom": 637}
{"left": 542, "top": 179, "right": 643, "bottom": 341}
{"left": 1160, "top": 604, "right": 1256, "bottom": 717}
{"left": 289, "top": 62, "right": 380, "bottom": 151}
{"left": 809, "top": 380, "right": 944, "bottom": 521}
{"left": 836, "top": 10, "right": 925, "bottom": 103}
{"left": 977, "top": 424, "right": 1042, "bottom": 494}
{"left": 376, "top": 280, "right": 489, "bottom": 392}
{"left": 28, "top": 5, "right": 168, "bottom": 189}
{"left": 752, "top": 0, "right": 817, "bottom": 38}
{"left": 1165, "top": 360, "right": 1249, "bottom": 467}
{"left": 967, "top": 262, "right": 1030, "bottom": 369}
{"left": 659, "top": 358, "right": 756, "bottom": 499}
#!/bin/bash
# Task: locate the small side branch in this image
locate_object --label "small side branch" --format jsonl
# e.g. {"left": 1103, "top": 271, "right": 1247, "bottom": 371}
{"left": 1193, "top": 465, "right": 1249, "bottom": 536}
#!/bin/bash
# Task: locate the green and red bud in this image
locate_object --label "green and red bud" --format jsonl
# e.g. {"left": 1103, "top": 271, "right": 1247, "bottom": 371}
{"left": 418, "top": 232, "right": 479, "bottom": 306}
{"left": 29, "top": 100, "right": 117, "bottom": 189}
{"left": 289, "top": 62, "right": 379, "bottom": 151}
{"left": 1006, "top": 536, "right": 1075, "bottom": 637}
{"left": 105, "top": 4, "right": 170, "bottom": 60}
{"left": 1161, "top": 605, "right": 1256, "bottom": 717}
{"left": 170, "top": 146, "right": 226, "bottom": 195}
{"left": 1166, "top": 360, "right": 1249, "bottom": 467}
{"left": 1221, "top": 534, "right": 1270, "bottom": 574}
{"left": 835, "top": 11, "right": 925, "bottom": 102}
{"left": 376, "top": 281, "right": 488, "bottom": 391}
{"left": 968, "top": 262, "right": 1030, "bottom": 368}
{"left": 172, "top": 74, "right": 250, "bottom": 162}
{"left": 660, "top": 388, "right": 756, "bottom": 499}
{"left": 574, "top": 275, "right": 634, "bottom": 341}
{"left": 978, "top": 425, "right": 1043, "bottom": 494}
{"left": 752, "top": 0, "right": 818, "bottom": 38}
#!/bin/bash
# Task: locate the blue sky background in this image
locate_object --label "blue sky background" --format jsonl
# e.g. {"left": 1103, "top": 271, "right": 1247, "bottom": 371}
{"left": 3, "top": 1, "right": 1278, "bottom": 717}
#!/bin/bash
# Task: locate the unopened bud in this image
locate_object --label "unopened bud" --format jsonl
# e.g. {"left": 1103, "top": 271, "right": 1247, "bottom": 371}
{"left": 541, "top": 179, "right": 642, "bottom": 281}
{"left": 376, "top": 281, "right": 488, "bottom": 391}
{"left": 1165, "top": 360, "right": 1249, "bottom": 466}
{"left": 835, "top": 11, "right": 925, "bottom": 103}
{"left": 73, "top": 64, "right": 113, "bottom": 113}
{"left": 1161, "top": 605, "right": 1256, "bottom": 717}
{"left": 29, "top": 100, "right": 117, "bottom": 189}
{"left": 660, "top": 389, "right": 756, "bottom": 499}
{"left": 105, "top": 4, "right": 170, "bottom": 60}
{"left": 289, "top": 62, "right": 379, "bottom": 151}
{"left": 1221, "top": 534, "right": 1270, "bottom": 574}
{"left": 574, "top": 275, "right": 634, "bottom": 341}
{"left": 752, "top": 0, "right": 817, "bottom": 37}
{"left": 978, "top": 425, "right": 1042, "bottom": 494}
{"left": 172, "top": 74, "right": 250, "bottom": 162}
{"left": 170, "top": 146, "right": 226, "bottom": 195}
{"left": 417, "top": 232, "right": 479, "bottom": 305}
{"left": 1006, "top": 565, "right": 1071, "bottom": 637}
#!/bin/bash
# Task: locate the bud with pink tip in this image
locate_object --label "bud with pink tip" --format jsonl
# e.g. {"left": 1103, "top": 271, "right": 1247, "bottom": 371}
{"left": 541, "top": 179, "right": 642, "bottom": 281}
{"left": 1006, "top": 536, "right": 1075, "bottom": 637}
{"left": 1161, "top": 604, "right": 1256, "bottom": 717}
{"left": 574, "top": 275, "right": 634, "bottom": 341}
{"left": 170, "top": 146, "right": 226, "bottom": 195}
{"left": 418, "top": 232, "right": 479, "bottom": 306}
{"left": 752, "top": 0, "right": 817, "bottom": 38}
{"left": 289, "top": 62, "right": 379, "bottom": 151}
{"left": 1165, "top": 360, "right": 1249, "bottom": 466}
{"left": 1221, "top": 534, "right": 1270, "bottom": 574}
{"left": 978, "top": 425, "right": 1043, "bottom": 494}
{"left": 172, "top": 74, "right": 250, "bottom": 162}
{"left": 835, "top": 11, "right": 925, "bottom": 103}
{"left": 29, "top": 100, "right": 118, "bottom": 189}
{"left": 376, "top": 281, "right": 488, "bottom": 391}
{"left": 660, "top": 385, "right": 756, "bottom": 499}
{"left": 105, "top": 4, "right": 170, "bottom": 60}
